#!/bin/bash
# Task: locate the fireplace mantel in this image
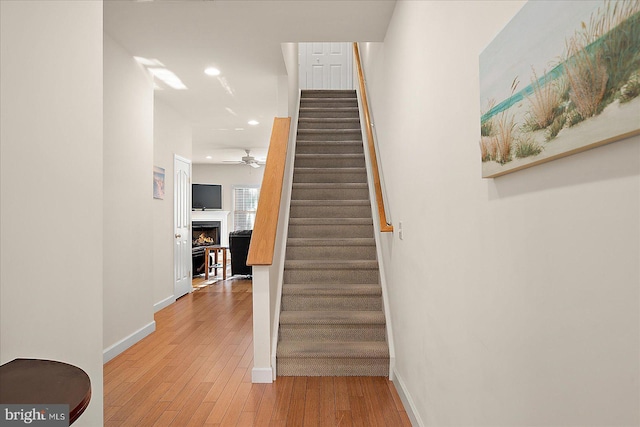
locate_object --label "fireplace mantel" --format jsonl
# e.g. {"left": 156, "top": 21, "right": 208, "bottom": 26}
{"left": 192, "top": 210, "right": 230, "bottom": 246}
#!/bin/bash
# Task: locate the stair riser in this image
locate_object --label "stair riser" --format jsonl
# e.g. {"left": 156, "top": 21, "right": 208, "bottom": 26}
{"left": 300, "top": 100, "right": 358, "bottom": 109}
{"left": 295, "top": 143, "right": 363, "bottom": 155}
{"left": 285, "top": 245, "right": 376, "bottom": 260}
{"left": 297, "top": 131, "right": 362, "bottom": 142}
{"left": 299, "top": 110, "right": 359, "bottom": 119}
{"left": 279, "top": 325, "right": 386, "bottom": 342}
{"left": 291, "top": 187, "right": 369, "bottom": 201}
{"left": 298, "top": 121, "right": 360, "bottom": 130}
{"left": 282, "top": 295, "right": 381, "bottom": 311}
{"left": 288, "top": 224, "right": 374, "bottom": 239}
{"left": 277, "top": 358, "right": 389, "bottom": 377}
{"left": 289, "top": 204, "right": 371, "bottom": 218}
{"left": 284, "top": 268, "right": 379, "bottom": 284}
{"left": 294, "top": 156, "right": 365, "bottom": 168}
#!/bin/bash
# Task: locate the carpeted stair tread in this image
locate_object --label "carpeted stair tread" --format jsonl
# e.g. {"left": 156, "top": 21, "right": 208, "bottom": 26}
{"left": 300, "top": 97, "right": 357, "bottom": 102}
{"left": 298, "top": 129, "right": 361, "bottom": 134}
{"left": 288, "top": 217, "right": 372, "bottom": 225}
{"left": 277, "top": 341, "right": 388, "bottom": 358}
{"left": 285, "top": 260, "right": 378, "bottom": 270}
{"left": 295, "top": 140, "right": 363, "bottom": 146}
{"left": 286, "top": 237, "right": 375, "bottom": 246}
{"left": 301, "top": 89, "right": 356, "bottom": 97}
{"left": 293, "top": 167, "right": 366, "bottom": 174}
{"left": 283, "top": 283, "right": 381, "bottom": 296}
{"left": 294, "top": 154, "right": 365, "bottom": 168}
{"left": 280, "top": 310, "right": 385, "bottom": 325}
{"left": 292, "top": 183, "right": 367, "bottom": 189}
{"left": 298, "top": 117, "right": 360, "bottom": 123}
{"left": 298, "top": 107, "right": 360, "bottom": 117}
{"left": 290, "top": 199, "right": 369, "bottom": 205}
{"left": 295, "top": 153, "right": 364, "bottom": 159}
{"left": 299, "top": 106, "right": 358, "bottom": 110}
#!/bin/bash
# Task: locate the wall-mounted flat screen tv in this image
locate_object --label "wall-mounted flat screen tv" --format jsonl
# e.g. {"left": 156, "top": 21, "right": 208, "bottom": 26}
{"left": 192, "top": 184, "right": 222, "bottom": 210}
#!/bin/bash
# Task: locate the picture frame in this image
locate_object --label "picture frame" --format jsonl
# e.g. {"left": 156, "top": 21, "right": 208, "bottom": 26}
{"left": 153, "top": 166, "right": 165, "bottom": 199}
{"left": 479, "top": 0, "right": 640, "bottom": 178}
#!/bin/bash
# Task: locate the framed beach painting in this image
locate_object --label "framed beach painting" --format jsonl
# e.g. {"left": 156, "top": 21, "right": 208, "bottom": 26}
{"left": 153, "top": 166, "right": 165, "bottom": 199}
{"left": 479, "top": 0, "right": 640, "bottom": 178}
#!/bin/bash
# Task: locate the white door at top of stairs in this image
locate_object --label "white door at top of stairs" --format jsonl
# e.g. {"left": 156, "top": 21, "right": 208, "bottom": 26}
{"left": 299, "top": 42, "right": 353, "bottom": 90}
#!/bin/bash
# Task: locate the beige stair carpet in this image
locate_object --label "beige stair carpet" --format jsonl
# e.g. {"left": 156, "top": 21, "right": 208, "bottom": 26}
{"left": 276, "top": 89, "right": 389, "bottom": 377}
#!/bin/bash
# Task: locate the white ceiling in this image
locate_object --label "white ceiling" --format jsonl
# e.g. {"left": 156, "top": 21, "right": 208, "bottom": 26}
{"left": 104, "top": 0, "right": 396, "bottom": 164}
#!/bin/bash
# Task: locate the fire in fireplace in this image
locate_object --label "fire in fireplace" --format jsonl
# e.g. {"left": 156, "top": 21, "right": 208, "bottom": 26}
{"left": 192, "top": 221, "right": 220, "bottom": 247}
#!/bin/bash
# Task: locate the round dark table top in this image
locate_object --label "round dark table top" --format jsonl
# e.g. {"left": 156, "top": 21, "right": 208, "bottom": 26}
{"left": 0, "top": 358, "right": 91, "bottom": 425}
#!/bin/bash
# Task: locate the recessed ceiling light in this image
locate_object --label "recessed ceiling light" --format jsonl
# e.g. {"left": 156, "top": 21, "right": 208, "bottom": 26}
{"left": 204, "top": 67, "right": 221, "bottom": 76}
{"left": 206, "top": 156, "right": 212, "bottom": 159}
{"left": 248, "top": 120, "right": 259, "bottom": 126}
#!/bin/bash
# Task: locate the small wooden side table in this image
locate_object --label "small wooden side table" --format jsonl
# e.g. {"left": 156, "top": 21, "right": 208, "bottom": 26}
{"left": 204, "top": 246, "right": 228, "bottom": 281}
{"left": 0, "top": 358, "right": 91, "bottom": 425}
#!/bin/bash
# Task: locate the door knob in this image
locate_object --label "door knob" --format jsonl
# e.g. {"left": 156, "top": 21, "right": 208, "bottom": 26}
{"left": 175, "top": 234, "right": 181, "bottom": 238}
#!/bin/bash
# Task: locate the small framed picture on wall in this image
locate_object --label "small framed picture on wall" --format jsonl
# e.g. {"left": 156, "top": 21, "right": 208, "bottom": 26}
{"left": 153, "top": 166, "right": 165, "bottom": 199}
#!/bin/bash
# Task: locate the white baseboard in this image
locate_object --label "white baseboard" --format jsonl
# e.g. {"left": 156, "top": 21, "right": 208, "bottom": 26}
{"left": 154, "top": 295, "right": 175, "bottom": 313}
{"left": 103, "top": 321, "right": 156, "bottom": 364}
{"left": 252, "top": 367, "right": 274, "bottom": 383}
{"left": 392, "top": 369, "right": 424, "bottom": 427}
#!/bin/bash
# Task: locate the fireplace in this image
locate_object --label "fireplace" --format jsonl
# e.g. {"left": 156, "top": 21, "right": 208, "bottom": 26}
{"left": 192, "top": 221, "right": 220, "bottom": 247}
{"left": 192, "top": 221, "right": 220, "bottom": 275}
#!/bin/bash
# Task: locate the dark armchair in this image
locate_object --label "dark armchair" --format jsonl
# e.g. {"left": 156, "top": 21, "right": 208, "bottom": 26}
{"left": 229, "top": 230, "right": 252, "bottom": 277}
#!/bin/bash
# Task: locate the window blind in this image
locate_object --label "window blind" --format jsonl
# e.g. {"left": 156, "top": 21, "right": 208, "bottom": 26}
{"left": 233, "top": 186, "right": 259, "bottom": 231}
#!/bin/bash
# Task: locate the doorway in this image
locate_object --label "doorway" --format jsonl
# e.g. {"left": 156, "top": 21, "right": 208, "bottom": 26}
{"left": 174, "top": 155, "right": 191, "bottom": 299}
{"left": 299, "top": 42, "right": 353, "bottom": 90}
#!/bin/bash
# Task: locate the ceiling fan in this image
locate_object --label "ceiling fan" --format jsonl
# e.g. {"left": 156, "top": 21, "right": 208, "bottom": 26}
{"left": 223, "top": 149, "right": 265, "bottom": 168}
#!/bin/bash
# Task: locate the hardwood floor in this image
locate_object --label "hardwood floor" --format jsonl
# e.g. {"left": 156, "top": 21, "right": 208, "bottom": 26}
{"left": 104, "top": 276, "right": 411, "bottom": 426}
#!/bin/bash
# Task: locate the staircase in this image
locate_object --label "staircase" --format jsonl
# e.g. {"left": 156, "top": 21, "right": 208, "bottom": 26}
{"left": 276, "top": 90, "right": 389, "bottom": 376}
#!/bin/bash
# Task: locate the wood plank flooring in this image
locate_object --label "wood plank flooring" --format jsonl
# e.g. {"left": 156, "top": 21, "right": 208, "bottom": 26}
{"left": 104, "top": 276, "right": 411, "bottom": 426}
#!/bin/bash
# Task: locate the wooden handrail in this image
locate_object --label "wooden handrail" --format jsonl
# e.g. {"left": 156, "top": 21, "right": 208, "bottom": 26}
{"left": 353, "top": 42, "right": 393, "bottom": 233}
{"left": 246, "top": 117, "right": 291, "bottom": 266}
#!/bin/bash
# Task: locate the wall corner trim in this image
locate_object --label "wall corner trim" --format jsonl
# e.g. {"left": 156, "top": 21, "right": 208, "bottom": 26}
{"left": 392, "top": 369, "right": 424, "bottom": 427}
{"left": 252, "top": 367, "right": 274, "bottom": 383}
{"left": 154, "top": 295, "right": 176, "bottom": 313}
{"left": 103, "top": 321, "right": 156, "bottom": 364}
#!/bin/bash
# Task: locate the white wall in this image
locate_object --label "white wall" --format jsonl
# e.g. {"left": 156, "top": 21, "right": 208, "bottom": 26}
{"left": 0, "top": 2, "right": 104, "bottom": 425}
{"left": 364, "top": 1, "right": 639, "bottom": 426}
{"left": 153, "top": 100, "right": 192, "bottom": 309}
{"left": 281, "top": 42, "right": 300, "bottom": 117}
{"left": 103, "top": 34, "right": 156, "bottom": 359}
{"left": 192, "top": 164, "right": 265, "bottom": 232}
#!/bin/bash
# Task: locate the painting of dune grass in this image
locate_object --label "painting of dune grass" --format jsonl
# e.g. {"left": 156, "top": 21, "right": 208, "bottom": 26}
{"left": 479, "top": 0, "right": 640, "bottom": 178}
